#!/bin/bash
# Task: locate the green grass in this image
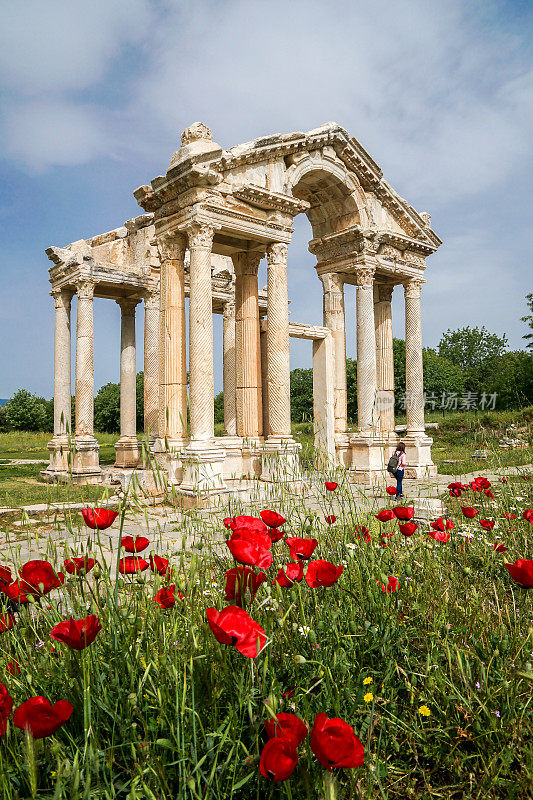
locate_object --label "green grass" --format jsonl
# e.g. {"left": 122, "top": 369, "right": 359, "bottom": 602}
{"left": 0, "top": 431, "right": 117, "bottom": 464}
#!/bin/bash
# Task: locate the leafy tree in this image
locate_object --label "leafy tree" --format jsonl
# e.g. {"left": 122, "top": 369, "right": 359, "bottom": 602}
{"left": 4, "top": 389, "right": 48, "bottom": 431}
{"left": 290, "top": 368, "right": 313, "bottom": 422}
{"left": 346, "top": 358, "right": 357, "bottom": 423}
{"left": 521, "top": 293, "right": 533, "bottom": 350}
{"left": 214, "top": 391, "right": 224, "bottom": 424}
{"left": 93, "top": 372, "right": 145, "bottom": 434}
{"left": 421, "top": 348, "right": 465, "bottom": 399}
{"left": 438, "top": 326, "right": 507, "bottom": 394}
{"left": 491, "top": 350, "right": 533, "bottom": 409}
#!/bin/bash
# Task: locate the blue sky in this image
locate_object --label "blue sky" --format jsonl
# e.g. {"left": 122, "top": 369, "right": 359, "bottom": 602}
{"left": 0, "top": 0, "right": 532, "bottom": 399}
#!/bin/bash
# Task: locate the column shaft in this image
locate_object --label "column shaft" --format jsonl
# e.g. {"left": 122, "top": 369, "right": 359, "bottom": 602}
{"left": 52, "top": 288, "right": 73, "bottom": 436}
{"left": 75, "top": 281, "right": 95, "bottom": 438}
{"left": 222, "top": 299, "right": 237, "bottom": 436}
{"left": 233, "top": 252, "right": 263, "bottom": 438}
{"left": 404, "top": 279, "right": 425, "bottom": 434}
{"left": 117, "top": 299, "right": 138, "bottom": 439}
{"left": 355, "top": 268, "right": 378, "bottom": 432}
{"left": 320, "top": 273, "right": 347, "bottom": 433}
{"left": 144, "top": 290, "right": 160, "bottom": 443}
{"left": 266, "top": 243, "right": 292, "bottom": 438}
{"left": 374, "top": 284, "right": 395, "bottom": 433}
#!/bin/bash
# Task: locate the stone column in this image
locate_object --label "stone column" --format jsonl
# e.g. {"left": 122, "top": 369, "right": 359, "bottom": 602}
{"left": 265, "top": 243, "right": 292, "bottom": 439}
{"left": 222, "top": 298, "right": 237, "bottom": 436}
{"left": 73, "top": 280, "right": 100, "bottom": 480}
{"left": 320, "top": 272, "right": 347, "bottom": 435}
{"left": 143, "top": 289, "right": 160, "bottom": 446}
{"left": 233, "top": 251, "right": 263, "bottom": 439}
{"left": 115, "top": 298, "right": 141, "bottom": 468}
{"left": 355, "top": 267, "right": 378, "bottom": 433}
{"left": 374, "top": 283, "right": 395, "bottom": 433}
{"left": 157, "top": 233, "right": 188, "bottom": 448}
{"left": 260, "top": 327, "right": 269, "bottom": 438}
{"left": 404, "top": 278, "right": 425, "bottom": 435}
{"left": 45, "top": 287, "right": 74, "bottom": 476}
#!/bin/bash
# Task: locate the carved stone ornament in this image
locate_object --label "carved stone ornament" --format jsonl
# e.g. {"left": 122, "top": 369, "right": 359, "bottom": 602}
{"left": 233, "top": 250, "right": 264, "bottom": 275}
{"left": 377, "top": 284, "right": 394, "bottom": 303}
{"left": 266, "top": 242, "right": 288, "bottom": 266}
{"left": 51, "top": 287, "right": 73, "bottom": 309}
{"left": 354, "top": 267, "right": 375, "bottom": 286}
{"left": 144, "top": 289, "right": 160, "bottom": 310}
{"left": 116, "top": 297, "right": 140, "bottom": 316}
{"left": 404, "top": 278, "right": 424, "bottom": 298}
{"left": 419, "top": 211, "right": 431, "bottom": 227}
{"left": 378, "top": 244, "right": 401, "bottom": 259}
{"left": 223, "top": 299, "right": 236, "bottom": 319}
{"left": 319, "top": 271, "right": 344, "bottom": 295}
{"left": 181, "top": 122, "right": 212, "bottom": 147}
{"left": 76, "top": 280, "right": 94, "bottom": 300}
{"left": 157, "top": 232, "right": 186, "bottom": 263}
{"left": 186, "top": 222, "right": 215, "bottom": 250}
{"left": 403, "top": 250, "right": 426, "bottom": 266}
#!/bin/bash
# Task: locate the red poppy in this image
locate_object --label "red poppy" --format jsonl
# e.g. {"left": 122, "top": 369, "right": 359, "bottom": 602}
{"left": 393, "top": 506, "right": 414, "bottom": 521}
{"left": 0, "top": 566, "right": 12, "bottom": 588}
{"left": 399, "top": 522, "right": 418, "bottom": 537}
{"left": 260, "top": 510, "right": 286, "bottom": 529}
{"left": 265, "top": 712, "right": 308, "bottom": 747}
{"left": 259, "top": 737, "right": 298, "bottom": 781}
{"left": 224, "top": 567, "right": 266, "bottom": 605}
{"left": 0, "top": 683, "right": 13, "bottom": 737}
{"left": 268, "top": 527, "right": 286, "bottom": 543}
{"left": 5, "top": 660, "right": 20, "bottom": 677}
{"left": 355, "top": 525, "right": 372, "bottom": 542}
{"left": 81, "top": 508, "right": 118, "bottom": 530}
{"left": 282, "top": 687, "right": 295, "bottom": 700}
{"left": 50, "top": 615, "right": 102, "bottom": 651}
{"left": 2, "top": 583, "right": 30, "bottom": 604}
{"left": 448, "top": 481, "right": 467, "bottom": 497}
{"left": 305, "top": 560, "right": 343, "bottom": 588}
{"left": 503, "top": 513, "right": 516, "bottom": 520}
{"left": 64, "top": 557, "right": 95, "bottom": 575}
{"left": 325, "top": 481, "right": 338, "bottom": 491}
{"left": 430, "top": 518, "right": 454, "bottom": 532}
{"left": 19, "top": 561, "right": 64, "bottom": 596}
{"left": 461, "top": 507, "right": 478, "bottom": 519}
{"left": 206, "top": 606, "right": 266, "bottom": 658}
{"left": 479, "top": 519, "right": 495, "bottom": 531}
{"left": 386, "top": 486, "right": 396, "bottom": 496}
{"left": 118, "top": 557, "right": 149, "bottom": 574}
{"left": 428, "top": 529, "right": 451, "bottom": 543}
{"left": 325, "top": 515, "right": 336, "bottom": 525}
{"left": 153, "top": 585, "right": 182, "bottom": 609}
{"left": 285, "top": 537, "right": 318, "bottom": 561}
{"left": 485, "top": 490, "right": 495, "bottom": 499}
{"left": 505, "top": 559, "right": 533, "bottom": 588}
{"left": 226, "top": 515, "right": 268, "bottom": 534}
{"left": 310, "top": 713, "right": 364, "bottom": 770}
{"left": 121, "top": 536, "right": 150, "bottom": 553}
{"left": 0, "top": 615, "right": 15, "bottom": 633}
{"left": 376, "top": 509, "right": 394, "bottom": 522}
{"left": 226, "top": 534, "right": 273, "bottom": 570}
{"left": 380, "top": 576, "right": 398, "bottom": 593}
{"left": 13, "top": 696, "right": 73, "bottom": 739}
{"left": 492, "top": 543, "right": 508, "bottom": 553}
{"left": 231, "top": 526, "right": 272, "bottom": 550}
{"left": 274, "top": 562, "right": 305, "bottom": 587}
{"left": 149, "top": 554, "right": 171, "bottom": 576}
{"left": 523, "top": 510, "right": 533, "bottom": 524}
{"left": 223, "top": 517, "right": 233, "bottom": 529}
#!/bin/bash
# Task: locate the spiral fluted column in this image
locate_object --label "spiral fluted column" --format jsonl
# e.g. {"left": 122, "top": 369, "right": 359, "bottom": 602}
{"left": 266, "top": 243, "right": 292, "bottom": 439}
{"left": 222, "top": 298, "right": 237, "bottom": 436}
{"left": 374, "top": 283, "right": 395, "bottom": 433}
{"left": 233, "top": 251, "right": 263, "bottom": 439}
{"left": 143, "top": 289, "right": 160, "bottom": 445}
{"left": 404, "top": 278, "right": 425, "bottom": 435}
{"left": 355, "top": 267, "right": 378, "bottom": 433}
{"left": 320, "top": 272, "right": 347, "bottom": 435}
{"left": 73, "top": 280, "right": 100, "bottom": 478}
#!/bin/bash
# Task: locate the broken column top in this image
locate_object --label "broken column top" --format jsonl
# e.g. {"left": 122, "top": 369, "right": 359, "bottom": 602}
{"left": 167, "top": 122, "right": 222, "bottom": 171}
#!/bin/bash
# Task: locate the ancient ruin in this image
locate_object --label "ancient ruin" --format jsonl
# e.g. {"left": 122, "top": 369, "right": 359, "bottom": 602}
{"left": 43, "top": 122, "right": 441, "bottom": 497}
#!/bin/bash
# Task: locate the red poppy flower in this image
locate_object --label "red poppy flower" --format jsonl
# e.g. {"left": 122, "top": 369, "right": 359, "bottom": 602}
{"left": 259, "top": 737, "right": 298, "bottom": 781}
{"left": 376, "top": 509, "right": 394, "bottom": 522}
{"left": 5, "top": 660, "right": 20, "bottom": 677}
{"left": 149, "top": 554, "right": 171, "bottom": 576}
{"left": 121, "top": 536, "right": 150, "bottom": 553}
{"left": 226, "top": 534, "right": 273, "bottom": 570}
{"left": 430, "top": 518, "right": 454, "bottom": 532}
{"left": 282, "top": 687, "right": 295, "bottom": 700}
{"left": 224, "top": 567, "right": 266, "bottom": 605}
{"left": 523, "top": 510, "right": 533, "bottom": 524}
{"left": 386, "top": 486, "right": 396, "bottom": 496}
{"left": 305, "top": 560, "right": 343, "bottom": 588}
{"left": 479, "top": 519, "right": 495, "bottom": 531}
{"left": 19, "top": 561, "right": 65, "bottom": 596}
{"left": 399, "top": 522, "right": 418, "bottom": 537}
{"left": 274, "top": 561, "right": 305, "bottom": 587}
{"left": 223, "top": 517, "right": 234, "bottom": 529}
{"left": 0, "top": 683, "right": 13, "bottom": 737}
{"left": 260, "top": 510, "right": 286, "bottom": 529}
{"left": 13, "top": 696, "right": 73, "bottom": 739}
{"left": 0, "top": 566, "right": 12, "bottom": 588}
{"left": 504, "top": 559, "right": 533, "bottom": 588}
{"left": 393, "top": 506, "right": 415, "bottom": 521}
{"left": 268, "top": 527, "right": 286, "bottom": 543}
{"left": 81, "top": 508, "right": 118, "bottom": 530}
{"left": 310, "top": 713, "right": 364, "bottom": 770}
{"left": 285, "top": 537, "right": 318, "bottom": 561}
{"left": 325, "top": 481, "right": 338, "bottom": 491}
{"left": 50, "top": 615, "right": 102, "bottom": 651}
{"left": 118, "top": 557, "right": 149, "bottom": 574}
{"left": 379, "top": 576, "right": 398, "bottom": 593}
{"left": 485, "top": 490, "right": 495, "bottom": 499}
{"left": 325, "top": 514, "right": 336, "bottom": 525}
{"left": 0, "top": 615, "right": 15, "bottom": 633}
{"left": 206, "top": 606, "right": 266, "bottom": 658}
{"left": 503, "top": 513, "right": 516, "bottom": 520}
{"left": 231, "top": 526, "right": 272, "bottom": 550}
{"left": 2, "top": 582, "right": 30, "bottom": 604}
{"left": 64, "top": 557, "right": 95, "bottom": 575}
{"left": 355, "top": 525, "right": 371, "bottom": 542}
{"left": 227, "top": 516, "right": 268, "bottom": 534}
{"left": 461, "top": 507, "right": 478, "bottom": 519}
{"left": 428, "top": 529, "right": 451, "bottom": 543}
{"left": 153, "top": 585, "right": 182, "bottom": 609}
{"left": 265, "top": 712, "right": 308, "bottom": 747}
{"left": 492, "top": 543, "right": 508, "bottom": 553}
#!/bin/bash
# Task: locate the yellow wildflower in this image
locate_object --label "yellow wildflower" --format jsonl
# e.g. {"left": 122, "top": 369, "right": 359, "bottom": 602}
{"left": 363, "top": 677, "right": 373, "bottom": 685}
{"left": 364, "top": 692, "right": 374, "bottom": 703}
{"left": 419, "top": 705, "right": 431, "bottom": 717}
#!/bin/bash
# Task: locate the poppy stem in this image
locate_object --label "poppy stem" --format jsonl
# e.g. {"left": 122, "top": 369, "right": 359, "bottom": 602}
{"left": 324, "top": 770, "right": 338, "bottom": 800}
{"left": 24, "top": 728, "right": 38, "bottom": 799}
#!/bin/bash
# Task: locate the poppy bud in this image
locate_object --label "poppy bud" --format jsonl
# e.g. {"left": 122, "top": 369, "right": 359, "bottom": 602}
{"left": 294, "top": 655, "right": 306, "bottom": 664}
{"left": 92, "top": 564, "right": 101, "bottom": 579}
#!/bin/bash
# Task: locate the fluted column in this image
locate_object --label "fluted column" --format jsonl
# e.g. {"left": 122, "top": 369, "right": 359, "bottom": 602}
{"left": 266, "top": 243, "right": 292, "bottom": 439}
{"left": 186, "top": 222, "right": 216, "bottom": 445}
{"left": 52, "top": 288, "right": 73, "bottom": 436}
{"left": 115, "top": 298, "right": 140, "bottom": 468}
{"left": 320, "top": 272, "right": 347, "bottom": 434}
{"left": 374, "top": 283, "right": 395, "bottom": 433}
{"left": 73, "top": 280, "right": 100, "bottom": 478}
{"left": 233, "top": 251, "right": 263, "bottom": 439}
{"left": 158, "top": 233, "right": 187, "bottom": 446}
{"left": 143, "top": 289, "right": 160, "bottom": 445}
{"left": 404, "top": 278, "right": 425, "bottom": 435}
{"left": 222, "top": 298, "right": 237, "bottom": 436}
{"left": 355, "top": 267, "right": 378, "bottom": 433}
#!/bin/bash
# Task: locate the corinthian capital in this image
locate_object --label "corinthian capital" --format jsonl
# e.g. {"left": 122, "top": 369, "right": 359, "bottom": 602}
{"left": 186, "top": 222, "right": 215, "bottom": 250}
{"left": 116, "top": 297, "right": 140, "bottom": 316}
{"left": 266, "top": 242, "right": 288, "bottom": 267}
{"left": 232, "top": 250, "right": 264, "bottom": 276}
{"left": 319, "top": 271, "right": 344, "bottom": 294}
{"left": 404, "top": 278, "right": 424, "bottom": 298}
{"left": 376, "top": 284, "right": 394, "bottom": 303}
{"left": 51, "top": 287, "right": 73, "bottom": 309}
{"left": 143, "top": 289, "right": 160, "bottom": 310}
{"left": 76, "top": 280, "right": 94, "bottom": 300}
{"left": 355, "top": 267, "right": 375, "bottom": 287}
{"left": 157, "top": 232, "right": 187, "bottom": 263}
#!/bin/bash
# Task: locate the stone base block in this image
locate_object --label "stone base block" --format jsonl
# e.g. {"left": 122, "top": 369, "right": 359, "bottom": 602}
{"left": 178, "top": 444, "right": 227, "bottom": 494}
{"left": 403, "top": 434, "right": 437, "bottom": 479}
{"left": 334, "top": 433, "right": 352, "bottom": 468}
{"left": 70, "top": 437, "right": 101, "bottom": 484}
{"left": 261, "top": 438, "right": 302, "bottom": 482}
{"left": 44, "top": 435, "right": 74, "bottom": 478}
{"left": 217, "top": 435, "right": 244, "bottom": 479}
{"left": 242, "top": 437, "right": 264, "bottom": 479}
{"left": 348, "top": 434, "right": 389, "bottom": 485}
{"left": 114, "top": 436, "right": 141, "bottom": 469}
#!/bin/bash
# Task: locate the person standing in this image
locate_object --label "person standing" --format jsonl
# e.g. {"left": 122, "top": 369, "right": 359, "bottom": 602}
{"left": 394, "top": 442, "right": 407, "bottom": 500}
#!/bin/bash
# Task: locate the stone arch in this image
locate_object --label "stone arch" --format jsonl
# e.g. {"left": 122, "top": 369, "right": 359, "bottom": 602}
{"left": 284, "top": 151, "right": 369, "bottom": 238}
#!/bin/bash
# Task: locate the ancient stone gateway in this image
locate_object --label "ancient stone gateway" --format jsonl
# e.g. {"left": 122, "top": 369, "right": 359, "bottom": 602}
{"left": 43, "top": 122, "right": 441, "bottom": 497}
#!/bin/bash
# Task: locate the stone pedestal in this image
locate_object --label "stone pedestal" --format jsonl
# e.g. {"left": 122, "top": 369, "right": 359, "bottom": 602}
{"left": 261, "top": 438, "right": 302, "bottom": 483}
{"left": 115, "top": 298, "right": 141, "bottom": 468}
{"left": 72, "top": 281, "right": 101, "bottom": 482}
{"left": 349, "top": 433, "right": 389, "bottom": 484}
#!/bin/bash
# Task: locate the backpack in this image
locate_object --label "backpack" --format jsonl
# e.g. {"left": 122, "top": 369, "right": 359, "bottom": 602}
{"left": 387, "top": 453, "right": 399, "bottom": 476}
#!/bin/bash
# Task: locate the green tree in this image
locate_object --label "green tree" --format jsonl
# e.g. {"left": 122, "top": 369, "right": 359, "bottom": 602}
{"left": 214, "top": 391, "right": 224, "bottom": 424}
{"left": 521, "top": 293, "right": 533, "bottom": 350}
{"left": 421, "top": 348, "right": 465, "bottom": 399}
{"left": 346, "top": 358, "right": 357, "bottom": 423}
{"left": 438, "top": 326, "right": 507, "bottom": 394}
{"left": 491, "top": 350, "right": 533, "bottom": 409}
{"left": 290, "top": 368, "right": 313, "bottom": 422}
{"left": 93, "top": 372, "right": 145, "bottom": 434}
{"left": 4, "top": 389, "right": 48, "bottom": 431}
